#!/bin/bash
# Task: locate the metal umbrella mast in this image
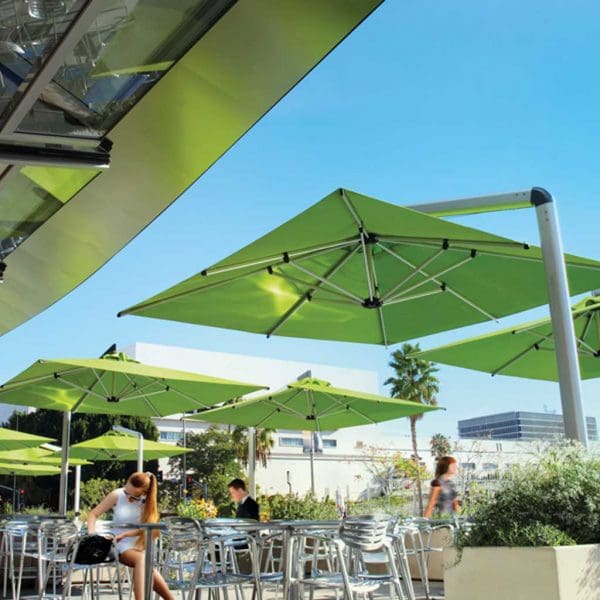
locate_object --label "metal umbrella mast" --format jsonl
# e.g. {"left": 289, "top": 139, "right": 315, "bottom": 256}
{"left": 410, "top": 188, "right": 588, "bottom": 445}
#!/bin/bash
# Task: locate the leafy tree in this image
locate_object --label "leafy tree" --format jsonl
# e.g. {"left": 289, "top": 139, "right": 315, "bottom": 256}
{"left": 430, "top": 433, "right": 452, "bottom": 460}
{"left": 385, "top": 343, "right": 439, "bottom": 516}
{"left": 170, "top": 427, "right": 243, "bottom": 515}
{"left": 2, "top": 410, "right": 159, "bottom": 509}
{"left": 231, "top": 426, "right": 275, "bottom": 468}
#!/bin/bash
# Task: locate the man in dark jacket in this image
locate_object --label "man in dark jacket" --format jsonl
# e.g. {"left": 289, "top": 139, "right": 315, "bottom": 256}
{"left": 228, "top": 478, "right": 259, "bottom": 520}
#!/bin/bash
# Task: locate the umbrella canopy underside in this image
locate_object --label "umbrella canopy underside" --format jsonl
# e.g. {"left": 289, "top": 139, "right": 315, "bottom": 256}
{"left": 415, "top": 295, "right": 600, "bottom": 381}
{"left": 120, "top": 189, "right": 600, "bottom": 345}
{"left": 191, "top": 377, "right": 440, "bottom": 431}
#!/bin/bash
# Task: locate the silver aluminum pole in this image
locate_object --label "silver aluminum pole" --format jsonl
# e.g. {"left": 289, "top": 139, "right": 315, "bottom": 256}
{"left": 58, "top": 411, "right": 71, "bottom": 515}
{"left": 182, "top": 415, "right": 187, "bottom": 496}
{"left": 73, "top": 465, "right": 81, "bottom": 517}
{"left": 112, "top": 425, "right": 144, "bottom": 471}
{"left": 248, "top": 427, "right": 256, "bottom": 497}
{"left": 531, "top": 188, "right": 587, "bottom": 445}
{"left": 309, "top": 434, "right": 316, "bottom": 495}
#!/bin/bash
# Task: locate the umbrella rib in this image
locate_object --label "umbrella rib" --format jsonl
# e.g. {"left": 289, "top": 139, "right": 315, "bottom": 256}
{"left": 340, "top": 189, "right": 364, "bottom": 229}
{"left": 377, "top": 306, "right": 389, "bottom": 347}
{"left": 492, "top": 344, "right": 543, "bottom": 376}
{"left": 0, "top": 366, "right": 87, "bottom": 392}
{"left": 377, "top": 234, "right": 530, "bottom": 251}
{"left": 269, "top": 266, "right": 360, "bottom": 302}
{"left": 383, "top": 288, "right": 445, "bottom": 306}
{"left": 58, "top": 377, "right": 109, "bottom": 406}
{"left": 385, "top": 253, "right": 476, "bottom": 301}
{"left": 91, "top": 368, "right": 111, "bottom": 397}
{"left": 202, "top": 238, "right": 361, "bottom": 278}
{"left": 321, "top": 392, "right": 376, "bottom": 424}
{"left": 360, "top": 232, "right": 376, "bottom": 301}
{"left": 378, "top": 243, "right": 498, "bottom": 320}
{"left": 515, "top": 328, "right": 597, "bottom": 356}
{"left": 119, "top": 376, "right": 164, "bottom": 400}
{"left": 380, "top": 248, "right": 445, "bottom": 302}
{"left": 167, "top": 386, "right": 219, "bottom": 409}
{"left": 267, "top": 244, "right": 362, "bottom": 337}
{"left": 288, "top": 261, "right": 364, "bottom": 304}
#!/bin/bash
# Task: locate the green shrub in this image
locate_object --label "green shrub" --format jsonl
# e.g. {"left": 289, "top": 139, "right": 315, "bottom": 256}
{"left": 79, "top": 478, "right": 120, "bottom": 510}
{"left": 459, "top": 442, "right": 600, "bottom": 550}
{"left": 347, "top": 495, "right": 408, "bottom": 516}
{"left": 258, "top": 493, "right": 338, "bottom": 521}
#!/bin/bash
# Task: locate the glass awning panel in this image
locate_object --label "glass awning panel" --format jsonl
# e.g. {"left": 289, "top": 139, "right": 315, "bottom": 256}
{"left": 0, "top": 164, "right": 97, "bottom": 259}
{"left": 0, "top": 0, "right": 235, "bottom": 140}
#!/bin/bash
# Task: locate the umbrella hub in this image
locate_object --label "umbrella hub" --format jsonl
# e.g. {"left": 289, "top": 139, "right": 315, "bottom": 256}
{"left": 362, "top": 297, "right": 383, "bottom": 309}
{"left": 101, "top": 351, "right": 140, "bottom": 365}
{"left": 107, "top": 395, "right": 120, "bottom": 403}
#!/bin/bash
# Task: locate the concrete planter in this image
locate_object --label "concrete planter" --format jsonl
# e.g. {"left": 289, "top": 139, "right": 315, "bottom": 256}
{"left": 444, "top": 544, "right": 600, "bottom": 600}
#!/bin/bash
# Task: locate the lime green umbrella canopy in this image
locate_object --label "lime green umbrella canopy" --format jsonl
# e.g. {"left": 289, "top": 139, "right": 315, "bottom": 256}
{"left": 0, "top": 427, "right": 55, "bottom": 451}
{"left": 0, "top": 352, "right": 265, "bottom": 416}
{"left": 0, "top": 447, "right": 91, "bottom": 466}
{"left": 119, "top": 189, "right": 600, "bottom": 345}
{"left": 190, "top": 377, "right": 441, "bottom": 431}
{"left": 415, "top": 295, "right": 600, "bottom": 382}
{"left": 64, "top": 431, "right": 193, "bottom": 462}
{"left": 0, "top": 462, "right": 61, "bottom": 476}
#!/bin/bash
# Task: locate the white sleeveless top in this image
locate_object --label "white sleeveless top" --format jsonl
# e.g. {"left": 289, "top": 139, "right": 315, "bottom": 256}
{"left": 113, "top": 488, "right": 144, "bottom": 553}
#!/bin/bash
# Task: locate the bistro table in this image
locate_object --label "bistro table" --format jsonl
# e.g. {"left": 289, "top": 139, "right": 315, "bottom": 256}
{"left": 204, "top": 518, "right": 340, "bottom": 598}
{"left": 120, "top": 521, "right": 168, "bottom": 600}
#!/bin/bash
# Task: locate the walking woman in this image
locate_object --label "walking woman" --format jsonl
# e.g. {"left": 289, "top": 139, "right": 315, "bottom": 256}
{"left": 87, "top": 472, "right": 174, "bottom": 600}
{"left": 424, "top": 456, "right": 460, "bottom": 518}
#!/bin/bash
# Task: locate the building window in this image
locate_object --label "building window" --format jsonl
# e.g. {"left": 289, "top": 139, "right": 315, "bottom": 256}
{"left": 460, "top": 462, "right": 476, "bottom": 471}
{"left": 279, "top": 437, "right": 303, "bottom": 448}
{"left": 482, "top": 463, "right": 498, "bottom": 471}
{"left": 322, "top": 439, "right": 337, "bottom": 448}
{"left": 159, "top": 431, "right": 182, "bottom": 442}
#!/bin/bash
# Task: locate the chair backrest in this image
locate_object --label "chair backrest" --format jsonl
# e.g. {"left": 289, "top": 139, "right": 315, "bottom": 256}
{"left": 162, "top": 517, "right": 202, "bottom": 552}
{"left": 340, "top": 514, "right": 390, "bottom": 552}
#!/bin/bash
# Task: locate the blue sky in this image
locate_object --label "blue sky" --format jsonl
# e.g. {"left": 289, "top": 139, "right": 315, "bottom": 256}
{"left": 2, "top": 0, "right": 600, "bottom": 440}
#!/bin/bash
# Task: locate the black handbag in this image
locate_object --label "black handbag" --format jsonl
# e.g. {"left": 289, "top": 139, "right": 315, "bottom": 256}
{"left": 71, "top": 534, "right": 113, "bottom": 564}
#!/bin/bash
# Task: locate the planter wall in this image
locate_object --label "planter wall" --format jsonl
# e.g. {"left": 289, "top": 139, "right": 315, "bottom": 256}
{"left": 444, "top": 544, "right": 600, "bottom": 600}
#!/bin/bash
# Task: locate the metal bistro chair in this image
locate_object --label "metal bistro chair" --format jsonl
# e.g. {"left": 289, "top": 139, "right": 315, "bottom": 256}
{"left": 60, "top": 527, "right": 124, "bottom": 600}
{"left": 6, "top": 518, "right": 44, "bottom": 600}
{"left": 402, "top": 517, "right": 456, "bottom": 600}
{"left": 298, "top": 514, "right": 404, "bottom": 600}
{"left": 159, "top": 517, "right": 203, "bottom": 600}
{"left": 191, "top": 526, "right": 261, "bottom": 600}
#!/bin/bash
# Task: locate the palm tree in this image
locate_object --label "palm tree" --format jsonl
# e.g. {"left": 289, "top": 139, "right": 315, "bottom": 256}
{"left": 385, "top": 342, "right": 439, "bottom": 516}
{"left": 232, "top": 426, "right": 275, "bottom": 468}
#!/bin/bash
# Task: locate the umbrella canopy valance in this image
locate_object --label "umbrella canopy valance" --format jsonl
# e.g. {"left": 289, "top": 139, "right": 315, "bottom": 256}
{"left": 0, "top": 447, "right": 91, "bottom": 466}
{"left": 0, "top": 352, "right": 265, "bottom": 416}
{"left": 64, "top": 431, "right": 193, "bottom": 462}
{"left": 414, "top": 295, "right": 600, "bottom": 382}
{"left": 190, "top": 377, "right": 441, "bottom": 431}
{"left": 0, "top": 462, "right": 61, "bottom": 476}
{"left": 119, "top": 189, "right": 600, "bottom": 345}
{"left": 0, "top": 427, "right": 55, "bottom": 451}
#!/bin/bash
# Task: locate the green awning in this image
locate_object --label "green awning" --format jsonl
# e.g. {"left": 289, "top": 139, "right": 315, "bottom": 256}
{"left": 190, "top": 377, "right": 441, "bottom": 431}
{"left": 415, "top": 295, "right": 600, "bottom": 382}
{"left": 121, "top": 188, "right": 600, "bottom": 345}
{"left": 0, "top": 462, "right": 61, "bottom": 476}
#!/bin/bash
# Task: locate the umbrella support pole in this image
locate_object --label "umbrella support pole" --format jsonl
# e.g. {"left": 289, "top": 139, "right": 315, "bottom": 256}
{"left": 73, "top": 465, "right": 81, "bottom": 517}
{"left": 248, "top": 427, "right": 256, "bottom": 497}
{"left": 532, "top": 189, "right": 587, "bottom": 445}
{"left": 412, "top": 187, "right": 588, "bottom": 446}
{"left": 58, "top": 411, "right": 71, "bottom": 515}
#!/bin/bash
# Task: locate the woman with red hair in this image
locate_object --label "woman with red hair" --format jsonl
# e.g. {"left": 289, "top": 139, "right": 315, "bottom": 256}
{"left": 88, "top": 472, "right": 174, "bottom": 600}
{"left": 424, "top": 456, "right": 460, "bottom": 518}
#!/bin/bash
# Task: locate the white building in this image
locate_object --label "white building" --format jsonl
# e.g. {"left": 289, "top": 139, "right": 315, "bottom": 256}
{"left": 125, "top": 342, "right": 542, "bottom": 500}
